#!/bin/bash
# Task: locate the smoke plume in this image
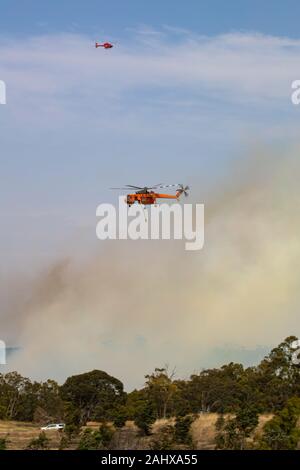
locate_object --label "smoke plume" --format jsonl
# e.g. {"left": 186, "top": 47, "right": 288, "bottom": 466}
{"left": 2, "top": 147, "right": 300, "bottom": 389}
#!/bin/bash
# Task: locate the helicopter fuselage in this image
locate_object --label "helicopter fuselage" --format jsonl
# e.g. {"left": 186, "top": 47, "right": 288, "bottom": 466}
{"left": 126, "top": 191, "right": 179, "bottom": 206}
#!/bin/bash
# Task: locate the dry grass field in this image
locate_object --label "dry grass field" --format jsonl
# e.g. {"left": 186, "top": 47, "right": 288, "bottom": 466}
{"left": 0, "top": 420, "right": 62, "bottom": 450}
{"left": 0, "top": 413, "right": 274, "bottom": 450}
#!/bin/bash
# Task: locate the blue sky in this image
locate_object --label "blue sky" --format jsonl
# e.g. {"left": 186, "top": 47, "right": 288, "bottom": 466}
{"left": 1, "top": 1, "right": 300, "bottom": 387}
{"left": 1, "top": 0, "right": 300, "bottom": 39}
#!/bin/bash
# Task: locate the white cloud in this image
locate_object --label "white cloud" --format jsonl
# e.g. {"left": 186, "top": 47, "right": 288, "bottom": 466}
{"left": 1, "top": 30, "right": 300, "bottom": 115}
{"left": 1, "top": 30, "right": 300, "bottom": 387}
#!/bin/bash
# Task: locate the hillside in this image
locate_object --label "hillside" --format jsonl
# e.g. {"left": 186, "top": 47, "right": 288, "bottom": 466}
{"left": 0, "top": 413, "right": 274, "bottom": 450}
{"left": 0, "top": 420, "right": 62, "bottom": 450}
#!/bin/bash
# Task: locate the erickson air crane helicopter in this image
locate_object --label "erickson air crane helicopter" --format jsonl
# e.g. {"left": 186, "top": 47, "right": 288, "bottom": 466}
{"left": 110, "top": 184, "right": 190, "bottom": 207}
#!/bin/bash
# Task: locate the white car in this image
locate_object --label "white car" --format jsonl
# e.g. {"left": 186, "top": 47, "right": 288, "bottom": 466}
{"left": 40, "top": 423, "right": 65, "bottom": 431}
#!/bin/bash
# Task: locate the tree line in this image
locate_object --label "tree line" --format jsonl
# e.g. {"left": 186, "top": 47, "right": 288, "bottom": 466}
{"left": 0, "top": 336, "right": 300, "bottom": 449}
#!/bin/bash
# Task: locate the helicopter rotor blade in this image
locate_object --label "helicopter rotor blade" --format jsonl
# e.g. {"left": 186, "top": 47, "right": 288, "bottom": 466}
{"left": 110, "top": 183, "right": 190, "bottom": 194}
{"left": 153, "top": 184, "right": 181, "bottom": 189}
{"left": 149, "top": 183, "right": 164, "bottom": 188}
{"left": 125, "top": 185, "right": 144, "bottom": 189}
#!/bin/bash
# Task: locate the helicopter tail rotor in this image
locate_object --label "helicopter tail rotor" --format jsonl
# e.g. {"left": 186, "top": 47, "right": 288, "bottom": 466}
{"left": 176, "top": 184, "right": 190, "bottom": 198}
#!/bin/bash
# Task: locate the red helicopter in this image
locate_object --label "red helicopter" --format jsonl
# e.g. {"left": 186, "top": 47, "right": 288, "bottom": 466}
{"left": 95, "top": 42, "right": 113, "bottom": 49}
{"left": 110, "top": 184, "right": 190, "bottom": 207}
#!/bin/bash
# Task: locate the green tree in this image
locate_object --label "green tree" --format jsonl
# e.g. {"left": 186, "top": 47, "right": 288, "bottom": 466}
{"left": 134, "top": 400, "right": 156, "bottom": 435}
{"left": 0, "top": 372, "right": 32, "bottom": 420}
{"left": 0, "top": 373, "right": 64, "bottom": 423}
{"left": 215, "top": 405, "right": 259, "bottom": 450}
{"left": 257, "top": 397, "right": 300, "bottom": 450}
{"left": 145, "top": 367, "right": 177, "bottom": 419}
{"left": 112, "top": 404, "right": 128, "bottom": 428}
{"left": 256, "top": 336, "right": 300, "bottom": 410}
{"left": 174, "top": 415, "right": 195, "bottom": 446}
{"left": 60, "top": 370, "right": 124, "bottom": 424}
{"left": 183, "top": 363, "right": 246, "bottom": 414}
{"left": 37, "top": 379, "right": 64, "bottom": 421}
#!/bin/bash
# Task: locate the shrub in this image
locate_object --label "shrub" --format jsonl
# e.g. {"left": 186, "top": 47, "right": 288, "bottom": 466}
{"left": 0, "top": 438, "right": 7, "bottom": 450}
{"left": 150, "top": 425, "right": 176, "bottom": 450}
{"left": 27, "top": 432, "right": 50, "bottom": 450}
{"left": 174, "top": 415, "right": 194, "bottom": 446}
{"left": 77, "top": 424, "right": 114, "bottom": 450}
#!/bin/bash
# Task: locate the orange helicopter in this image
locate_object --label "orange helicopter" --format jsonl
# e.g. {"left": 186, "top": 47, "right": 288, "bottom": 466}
{"left": 110, "top": 184, "right": 189, "bottom": 206}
